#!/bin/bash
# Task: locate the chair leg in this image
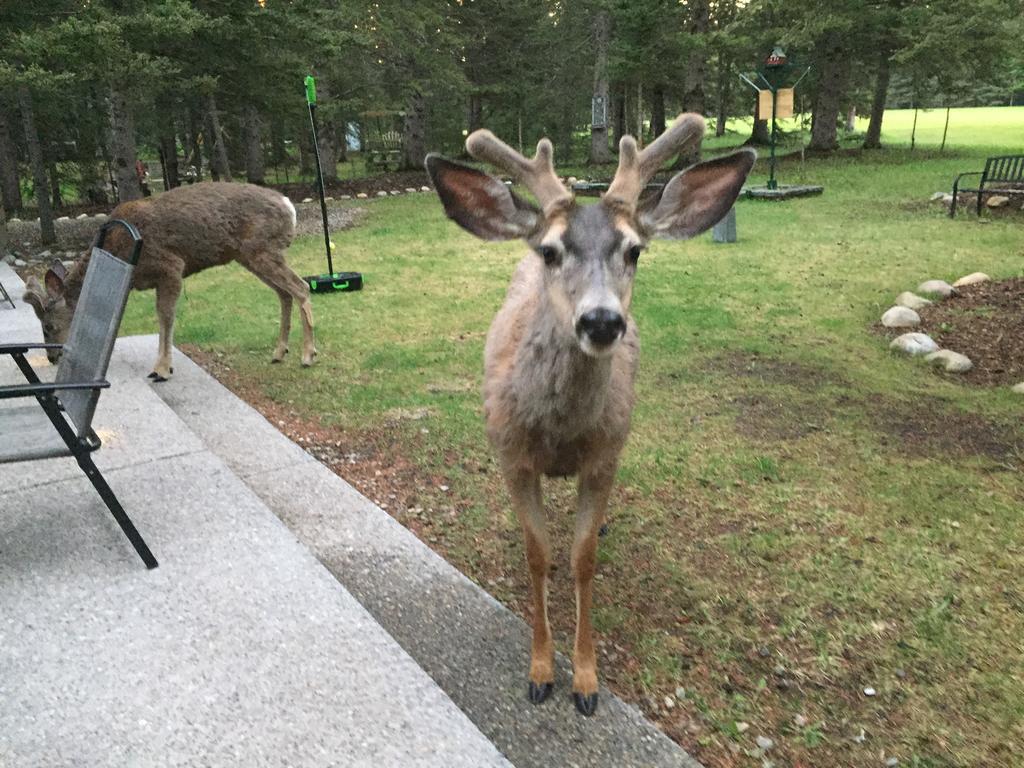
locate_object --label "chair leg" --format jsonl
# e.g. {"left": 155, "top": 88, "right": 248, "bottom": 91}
{"left": 77, "top": 453, "right": 159, "bottom": 569}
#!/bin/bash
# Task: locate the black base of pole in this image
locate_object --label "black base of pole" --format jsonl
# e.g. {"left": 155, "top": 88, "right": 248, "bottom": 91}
{"left": 304, "top": 271, "right": 363, "bottom": 293}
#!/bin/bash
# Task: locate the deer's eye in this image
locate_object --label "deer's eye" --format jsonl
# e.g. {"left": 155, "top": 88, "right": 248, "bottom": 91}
{"left": 626, "top": 245, "right": 643, "bottom": 265}
{"left": 537, "top": 245, "right": 561, "bottom": 267}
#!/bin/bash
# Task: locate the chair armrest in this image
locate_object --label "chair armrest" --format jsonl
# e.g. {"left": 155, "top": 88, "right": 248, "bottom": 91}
{"left": 0, "top": 380, "right": 110, "bottom": 400}
{"left": 0, "top": 343, "right": 64, "bottom": 355}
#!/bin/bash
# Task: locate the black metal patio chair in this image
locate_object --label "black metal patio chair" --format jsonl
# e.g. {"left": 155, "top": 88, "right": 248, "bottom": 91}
{"left": 0, "top": 219, "right": 157, "bottom": 568}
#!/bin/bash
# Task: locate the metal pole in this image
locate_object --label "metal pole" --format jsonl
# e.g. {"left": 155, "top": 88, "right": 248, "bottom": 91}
{"left": 307, "top": 101, "right": 334, "bottom": 275}
{"left": 769, "top": 87, "right": 778, "bottom": 190}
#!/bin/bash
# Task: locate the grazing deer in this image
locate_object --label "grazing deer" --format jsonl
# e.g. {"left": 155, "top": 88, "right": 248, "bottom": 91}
{"left": 23, "top": 182, "right": 316, "bottom": 381}
{"left": 426, "top": 115, "right": 753, "bottom": 715}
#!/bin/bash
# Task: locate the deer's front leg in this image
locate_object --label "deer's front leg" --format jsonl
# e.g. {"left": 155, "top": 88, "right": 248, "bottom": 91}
{"left": 506, "top": 467, "right": 554, "bottom": 704}
{"left": 571, "top": 467, "right": 614, "bottom": 716}
{"left": 149, "top": 275, "right": 182, "bottom": 382}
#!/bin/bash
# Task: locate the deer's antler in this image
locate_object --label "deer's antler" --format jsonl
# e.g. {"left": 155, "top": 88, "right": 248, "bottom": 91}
{"left": 466, "top": 130, "right": 572, "bottom": 215}
{"left": 605, "top": 113, "right": 706, "bottom": 210}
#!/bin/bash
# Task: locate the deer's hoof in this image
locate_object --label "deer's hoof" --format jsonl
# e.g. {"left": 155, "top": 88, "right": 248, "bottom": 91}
{"left": 573, "top": 692, "right": 599, "bottom": 716}
{"left": 528, "top": 681, "right": 553, "bottom": 705}
{"left": 148, "top": 371, "right": 169, "bottom": 383}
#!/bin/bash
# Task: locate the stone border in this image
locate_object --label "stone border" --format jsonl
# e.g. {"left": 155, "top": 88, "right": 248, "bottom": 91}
{"left": 882, "top": 272, "right": 1024, "bottom": 393}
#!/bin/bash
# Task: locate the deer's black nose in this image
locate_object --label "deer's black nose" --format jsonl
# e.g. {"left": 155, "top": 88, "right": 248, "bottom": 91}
{"left": 576, "top": 308, "right": 626, "bottom": 346}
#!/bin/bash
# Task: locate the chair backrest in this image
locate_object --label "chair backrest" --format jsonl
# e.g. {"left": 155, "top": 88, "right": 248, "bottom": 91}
{"left": 55, "top": 220, "right": 141, "bottom": 438}
{"left": 984, "top": 155, "right": 1024, "bottom": 183}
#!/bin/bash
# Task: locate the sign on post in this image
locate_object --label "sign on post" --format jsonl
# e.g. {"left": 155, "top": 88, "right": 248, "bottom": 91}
{"left": 591, "top": 95, "right": 607, "bottom": 129}
{"left": 775, "top": 88, "right": 794, "bottom": 119}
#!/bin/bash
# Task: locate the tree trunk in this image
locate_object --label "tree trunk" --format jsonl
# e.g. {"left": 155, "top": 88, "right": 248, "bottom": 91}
{"left": 808, "top": 44, "right": 848, "bottom": 152}
{"left": 0, "top": 101, "right": 21, "bottom": 214}
{"left": 205, "top": 92, "right": 232, "bottom": 181}
{"left": 402, "top": 89, "right": 427, "bottom": 171}
{"left": 298, "top": 119, "right": 314, "bottom": 176}
{"left": 160, "top": 132, "right": 180, "bottom": 188}
{"left": 312, "top": 78, "right": 338, "bottom": 182}
{"left": 588, "top": 10, "right": 613, "bottom": 164}
{"left": 186, "top": 107, "right": 203, "bottom": 180}
{"left": 650, "top": 85, "right": 666, "bottom": 139}
{"left": 863, "top": 53, "right": 890, "bottom": 149}
{"left": 845, "top": 106, "right": 856, "bottom": 132}
{"left": 48, "top": 160, "right": 63, "bottom": 210}
{"left": 108, "top": 84, "right": 142, "bottom": 201}
{"left": 682, "top": 0, "right": 710, "bottom": 115}
{"left": 467, "top": 93, "right": 483, "bottom": 134}
{"left": 18, "top": 85, "right": 55, "bottom": 244}
{"left": 244, "top": 105, "right": 265, "bottom": 185}
{"left": 715, "top": 54, "right": 731, "bottom": 137}
{"left": 612, "top": 82, "right": 626, "bottom": 148}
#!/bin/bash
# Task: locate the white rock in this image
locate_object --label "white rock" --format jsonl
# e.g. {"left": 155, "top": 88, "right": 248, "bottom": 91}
{"left": 56, "top": 216, "right": 70, "bottom": 222}
{"left": 13, "top": 258, "right": 26, "bottom": 267}
{"left": 356, "top": 192, "right": 368, "bottom": 199}
{"left": 793, "top": 714, "right": 808, "bottom": 727}
{"left": 567, "top": 176, "right": 578, "bottom": 184}
{"left": 917, "top": 279, "right": 955, "bottom": 298}
{"left": 756, "top": 736, "right": 774, "bottom": 751}
{"left": 62, "top": 260, "right": 75, "bottom": 269}
{"left": 895, "top": 291, "right": 932, "bottom": 310}
{"left": 405, "top": 187, "right": 417, "bottom": 193}
{"left": 8, "top": 217, "right": 20, "bottom": 223}
{"left": 38, "top": 249, "right": 51, "bottom": 258}
{"left": 663, "top": 695, "right": 675, "bottom": 709}
{"left": 94, "top": 213, "right": 108, "bottom": 220}
{"left": 890, "top": 332, "right": 938, "bottom": 356}
{"left": 390, "top": 190, "right": 402, "bottom": 195}
{"left": 952, "top": 272, "right": 990, "bottom": 287}
{"left": 376, "top": 191, "right": 388, "bottom": 197}
{"left": 76, "top": 213, "right": 89, "bottom": 220}
{"left": 881, "top": 306, "right": 920, "bottom": 328}
{"left": 324, "top": 195, "right": 333, "bottom": 201}
{"left": 735, "top": 721, "right": 750, "bottom": 733}
{"left": 930, "top": 191, "right": 946, "bottom": 201}
{"left": 420, "top": 185, "right": 431, "bottom": 192}
{"left": 1010, "top": 382, "right": 1024, "bottom": 395}
{"left": 301, "top": 197, "right": 313, "bottom": 203}
{"left": 340, "top": 194, "right": 351, "bottom": 200}
{"left": 925, "top": 350, "right": 973, "bottom": 373}
{"left": 942, "top": 193, "right": 954, "bottom": 205}
{"left": 864, "top": 686, "right": 877, "bottom": 697}
{"left": 986, "top": 195, "right": 1009, "bottom": 208}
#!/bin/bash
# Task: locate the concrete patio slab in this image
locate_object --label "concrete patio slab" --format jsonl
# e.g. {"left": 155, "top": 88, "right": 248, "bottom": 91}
{"left": 0, "top": 353, "right": 511, "bottom": 767}
{"left": 146, "top": 342, "right": 702, "bottom": 768}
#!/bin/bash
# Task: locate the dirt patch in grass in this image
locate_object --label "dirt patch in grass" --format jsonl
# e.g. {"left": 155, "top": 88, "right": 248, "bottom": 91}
{"left": 868, "top": 399, "right": 1023, "bottom": 463}
{"left": 915, "top": 277, "right": 1024, "bottom": 388}
{"left": 701, "top": 351, "right": 848, "bottom": 391}
{"left": 703, "top": 353, "right": 1021, "bottom": 462}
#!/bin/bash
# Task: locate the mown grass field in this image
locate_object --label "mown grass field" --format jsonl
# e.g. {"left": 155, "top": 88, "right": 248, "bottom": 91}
{"left": 121, "top": 106, "right": 1023, "bottom": 767}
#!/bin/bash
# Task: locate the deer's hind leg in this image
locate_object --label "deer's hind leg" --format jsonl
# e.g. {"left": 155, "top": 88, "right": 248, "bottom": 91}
{"left": 506, "top": 467, "right": 555, "bottom": 704}
{"left": 149, "top": 258, "right": 184, "bottom": 382}
{"left": 240, "top": 252, "right": 317, "bottom": 366}
{"left": 570, "top": 464, "right": 615, "bottom": 716}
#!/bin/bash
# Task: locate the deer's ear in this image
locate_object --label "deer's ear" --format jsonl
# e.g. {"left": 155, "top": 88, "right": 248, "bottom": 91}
{"left": 23, "top": 278, "right": 45, "bottom": 317}
{"left": 638, "top": 149, "right": 755, "bottom": 240}
{"left": 44, "top": 267, "right": 66, "bottom": 299}
{"left": 425, "top": 154, "right": 540, "bottom": 241}
{"left": 50, "top": 259, "right": 68, "bottom": 282}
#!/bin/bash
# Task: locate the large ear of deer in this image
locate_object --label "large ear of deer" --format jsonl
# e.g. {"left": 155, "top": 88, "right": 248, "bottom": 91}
{"left": 23, "top": 276, "right": 45, "bottom": 317}
{"left": 637, "top": 149, "right": 756, "bottom": 240}
{"left": 425, "top": 154, "right": 540, "bottom": 241}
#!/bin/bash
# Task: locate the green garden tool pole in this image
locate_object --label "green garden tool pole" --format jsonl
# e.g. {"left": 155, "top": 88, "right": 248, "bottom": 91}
{"left": 305, "top": 75, "right": 334, "bottom": 275}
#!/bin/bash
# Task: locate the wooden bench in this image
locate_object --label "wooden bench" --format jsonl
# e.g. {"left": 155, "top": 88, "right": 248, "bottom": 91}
{"left": 950, "top": 154, "right": 1024, "bottom": 217}
{"left": 365, "top": 130, "right": 403, "bottom": 171}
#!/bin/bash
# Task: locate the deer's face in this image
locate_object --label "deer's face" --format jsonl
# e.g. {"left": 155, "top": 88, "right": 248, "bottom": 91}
{"left": 24, "top": 269, "right": 73, "bottom": 363}
{"left": 529, "top": 203, "right": 642, "bottom": 357}
{"left": 426, "top": 122, "right": 754, "bottom": 358}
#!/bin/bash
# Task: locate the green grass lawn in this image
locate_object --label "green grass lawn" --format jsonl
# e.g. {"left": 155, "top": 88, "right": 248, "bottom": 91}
{"left": 121, "top": 106, "right": 1023, "bottom": 768}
